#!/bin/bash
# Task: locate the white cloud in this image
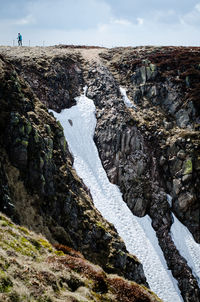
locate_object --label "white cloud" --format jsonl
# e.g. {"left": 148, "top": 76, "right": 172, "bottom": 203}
{"left": 180, "top": 3, "right": 200, "bottom": 25}
{"left": 111, "top": 18, "right": 132, "bottom": 26}
{"left": 195, "top": 3, "right": 200, "bottom": 11}
{"left": 25, "top": 0, "right": 112, "bottom": 30}
{"left": 0, "top": 0, "right": 200, "bottom": 47}
{"left": 14, "top": 14, "right": 36, "bottom": 26}
{"left": 98, "top": 24, "right": 108, "bottom": 33}
{"left": 137, "top": 18, "right": 144, "bottom": 25}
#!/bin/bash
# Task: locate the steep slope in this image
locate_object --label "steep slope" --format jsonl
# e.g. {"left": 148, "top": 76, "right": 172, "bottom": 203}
{"left": 52, "top": 88, "right": 182, "bottom": 302}
{"left": 0, "top": 50, "right": 147, "bottom": 287}
{"left": 85, "top": 46, "right": 200, "bottom": 301}
{"left": 100, "top": 46, "right": 200, "bottom": 242}
{"left": 0, "top": 212, "right": 162, "bottom": 302}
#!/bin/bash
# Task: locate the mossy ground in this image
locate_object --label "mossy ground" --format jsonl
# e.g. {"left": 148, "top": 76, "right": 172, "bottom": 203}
{"left": 0, "top": 212, "right": 162, "bottom": 302}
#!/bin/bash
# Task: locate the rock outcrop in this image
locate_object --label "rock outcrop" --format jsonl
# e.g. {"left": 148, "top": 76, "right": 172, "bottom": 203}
{"left": 102, "top": 47, "right": 200, "bottom": 242}
{"left": 85, "top": 47, "right": 200, "bottom": 301}
{"left": 0, "top": 51, "right": 147, "bottom": 288}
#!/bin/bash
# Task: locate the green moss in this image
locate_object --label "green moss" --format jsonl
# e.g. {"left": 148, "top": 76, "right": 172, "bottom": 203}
{"left": 59, "top": 137, "right": 67, "bottom": 152}
{"left": 105, "top": 263, "right": 114, "bottom": 273}
{"left": 56, "top": 120, "right": 63, "bottom": 130}
{"left": 150, "top": 63, "right": 156, "bottom": 72}
{"left": 96, "top": 221, "right": 106, "bottom": 231}
{"left": 21, "top": 140, "right": 29, "bottom": 147}
{"left": 4, "top": 239, "right": 23, "bottom": 254}
{"left": 18, "top": 226, "right": 30, "bottom": 235}
{"left": 29, "top": 238, "right": 41, "bottom": 250}
{"left": 54, "top": 250, "right": 65, "bottom": 256}
{"left": 2, "top": 233, "right": 38, "bottom": 257}
{"left": 19, "top": 125, "right": 25, "bottom": 135}
{"left": 0, "top": 272, "right": 13, "bottom": 293}
{"left": 14, "top": 138, "right": 21, "bottom": 145}
{"left": 34, "top": 132, "right": 40, "bottom": 143}
{"left": 1, "top": 222, "right": 9, "bottom": 227}
{"left": 45, "top": 124, "right": 51, "bottom": 135}
{"left": 47, "top": 138, "right": 53, "bottom": 149}
{"left": 0, "top": 216, "right": 14, "bottom": 227}
{"left": 7, "top": 229, "right": 18, "bottom": 238}
{"left": 45, "top": 150, "right": 52, "bottom": 161}
{"left": 184, "top": 159, "right": 193, "bottom": 175}
{"left": 26, "top": 122, "right": 32, "bottom": 135}
{"left": 39, "top": 157, "right": 44, "bottom": 169}
{"left": 63, "top": 139, "right": 67, "bottom": 152}
{"left": 38, "top": 238, "right": 53, "bottom": 253}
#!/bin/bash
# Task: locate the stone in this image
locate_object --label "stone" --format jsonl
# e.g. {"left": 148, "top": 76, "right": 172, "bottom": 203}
{"left": 185, "top": 75, "right": 190, "bottom": 87}
{"left": 178, "top": 192, "right": 194, "bottom": 211}
{"left": 133, "top": 198, "right": 147, "bottom": 216}
{"left": 159, "top": 155, "right": 166, "bottom": 166}
{"left": 177, "top": 150, "right": 186, "bottom": 160}
{"left": 183, "top": 158, "right": 193, "bottom": 175}
{"left": 173, "top": 178, "right": 182, "bottom": 195}
{"left": 182, "top": 174, "right": 192, "bottom": 183}
{"left": 163, "top": 93, "right": 179, "bottom": 114}
{"left": 169, "top": 157, "right": 183, "bottom": 175}
{"left": 140, "top": 66, "right": 146, "bottom": 84}
{"left": 146, "top": 64, "right": 157, "bottom": 80}
{"left": 163, "top": 119, "right": 172, "bottom": 130}
{"left": 176, "top": 109, "right": 190, "bottom": 128}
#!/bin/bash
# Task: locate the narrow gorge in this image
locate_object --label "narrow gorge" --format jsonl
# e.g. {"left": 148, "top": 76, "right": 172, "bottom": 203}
{"left": 0, "top": 45, "right": 200, "bottom": 302}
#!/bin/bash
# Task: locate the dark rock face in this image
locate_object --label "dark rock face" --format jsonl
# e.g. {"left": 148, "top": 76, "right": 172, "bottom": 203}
{"left": 0, "top": 54, "right": 147, "bottom": 287}
{"left": 4, "top": 53, "right": 83, "bottom": 112}
{"left": 100, "top": 46, "right": 200, "bottom": 243}
{"left": 85, "top": 50, "right": 200, "bottom": 301}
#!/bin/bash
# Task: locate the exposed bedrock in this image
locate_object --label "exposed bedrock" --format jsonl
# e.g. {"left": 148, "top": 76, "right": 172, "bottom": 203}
{"left": 0, "top": 54, "right": 147, "bottom": 287}
{"left": 85, "top": 56, "right": 200, "bottom": 301}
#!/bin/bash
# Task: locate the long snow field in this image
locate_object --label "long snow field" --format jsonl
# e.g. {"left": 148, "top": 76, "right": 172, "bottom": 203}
{"left": 51, "top": 88, "right": 192, "bottom": 302}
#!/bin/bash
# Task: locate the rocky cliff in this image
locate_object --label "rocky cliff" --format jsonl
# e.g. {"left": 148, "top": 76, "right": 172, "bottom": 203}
{"left": 0, "top": 45, "right": 199, "bottom": 302}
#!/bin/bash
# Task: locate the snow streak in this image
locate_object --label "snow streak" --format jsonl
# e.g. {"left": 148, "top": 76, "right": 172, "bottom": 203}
{"left": 51, "top": 89, "right": 183, "bottom": 302}
{"left": 171, "top": 213, "right": 200, "bottom": 287}
{"left": 120, "top": 86, "right": 137, "bottom": 109}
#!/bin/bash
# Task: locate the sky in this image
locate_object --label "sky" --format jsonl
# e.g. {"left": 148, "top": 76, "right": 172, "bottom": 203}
{"left": 0, "top": 0, "right": 200, "bottom": 47}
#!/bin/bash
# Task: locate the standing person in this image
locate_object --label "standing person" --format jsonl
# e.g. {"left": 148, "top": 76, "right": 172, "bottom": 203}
{"left": 18, "top": 33, "right": 22, "bottom": 46}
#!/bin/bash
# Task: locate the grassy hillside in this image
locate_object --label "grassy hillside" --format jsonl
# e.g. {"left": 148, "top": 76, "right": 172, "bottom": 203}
{"left": 0, "top": 213, "right": 162, "bottom": 302}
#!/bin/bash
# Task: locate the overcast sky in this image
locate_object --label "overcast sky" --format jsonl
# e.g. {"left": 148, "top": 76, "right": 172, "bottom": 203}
{"left": 1, "top": 0, "right": 200, "bottom": 47}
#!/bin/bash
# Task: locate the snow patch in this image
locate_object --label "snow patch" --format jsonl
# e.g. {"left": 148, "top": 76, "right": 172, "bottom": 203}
{"left": 120, "top": 86, "right": 137, "bottom": 109}
{"left": 50, "top": 89, "right": 183, "bottom": 302}
{"left": 167, "top": 194, "right": 172, "bottom": 207}
{"left": 171, "top": 213, "right": 200, "bottom": 287}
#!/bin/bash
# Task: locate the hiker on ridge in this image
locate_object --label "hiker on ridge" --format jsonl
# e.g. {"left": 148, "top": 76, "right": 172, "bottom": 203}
{"left": 18, "top": 33, "right": 22, "bottom": 46}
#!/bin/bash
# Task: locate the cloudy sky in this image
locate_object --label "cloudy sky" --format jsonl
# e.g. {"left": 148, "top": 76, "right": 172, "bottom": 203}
{"left": 1, "top": 0, "right": 200, "bottom": 47}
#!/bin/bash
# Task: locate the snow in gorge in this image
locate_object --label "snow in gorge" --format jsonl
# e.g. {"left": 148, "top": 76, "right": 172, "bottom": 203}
{"left": 171, "top": 214, "right": 200, "bottom": 287}
{"left": 51, "top": 88, "right": 183, "bottom": 302}
{"left": 167, "top": 195, "right": 200, "bottom": 287}
{"left": 120, "top": 86, "right": 137, "bottom": 109}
